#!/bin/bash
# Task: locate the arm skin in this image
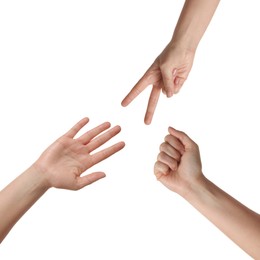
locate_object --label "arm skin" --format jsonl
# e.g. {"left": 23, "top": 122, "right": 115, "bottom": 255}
{"left": 0, "top": 117, "right": 125, "bottom": 243}
{"left": 122, "top": 0, "right": 220, "bottom": 124}
{"left": 154, "top": 127, "right": 260, "bottom": 259}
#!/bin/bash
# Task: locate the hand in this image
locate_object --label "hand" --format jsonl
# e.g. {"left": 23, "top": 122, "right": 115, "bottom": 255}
{"left": 33, "top": 118, "right": 125, "bottom": 190}
{"left": 154, "top": 127, "right": 203, "bottom": 197}
{"left": 121, "top": 44, "right": 195, "bottom": 124}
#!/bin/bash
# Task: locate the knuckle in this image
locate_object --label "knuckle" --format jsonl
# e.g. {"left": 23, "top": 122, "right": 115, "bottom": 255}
{"left": 157, "top": 151, "right": 166, "bottom": 162}
{"left": 164, "top": 134, "right": 171, "bottom": 143}
{"left": 153, "top": 161, "right": 159, "bottom": 171}
{"left": 192, "top": 140, "right": 199, "bottom": 149}
{"left": 174, "top": 151, "right": 181, "bottom": 161}
{"left": 159, "top": 142, "right": 166, "bottom": 151}
{"left": 160, "top": 62, "right": 170, "bottom": 71}
{"left": 157, "top": 153, "right": 163, "bottom": 161}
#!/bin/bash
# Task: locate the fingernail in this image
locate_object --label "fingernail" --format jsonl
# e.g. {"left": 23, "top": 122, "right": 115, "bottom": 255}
{"left": 175, "top": 78, "right": 180, "bottom": 85}
{"left": 167, "top": 91, "right": 173, "bottom": 97}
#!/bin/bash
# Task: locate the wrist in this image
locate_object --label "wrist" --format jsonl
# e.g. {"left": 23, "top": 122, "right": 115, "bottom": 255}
{"left": 168, "top": 38, "right": 197, "bottom": 55}
{"left": 29, "top": 163, "right": 52, "bottom": 191}
{"left": 180, "top": 174, "right": 211, "bottom": 201}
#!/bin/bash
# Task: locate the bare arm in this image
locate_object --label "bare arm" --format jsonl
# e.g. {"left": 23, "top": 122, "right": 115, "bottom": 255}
{"left": 0, "top": 166, "right": 49, "bottom": 243}
{"left": 186, "top": 177, "right": 260, "bottom": 258}
{"left": 0, "top": 118, "right": 125, "bottom": 243}
{"left": 154, "top": 127, "right": 260, "bottom": 259}
{"left": 122, "top": 0, "right": 220, "bottom": 124}
{"left": 172, "top": 0, "right": 221, "bottom": 51}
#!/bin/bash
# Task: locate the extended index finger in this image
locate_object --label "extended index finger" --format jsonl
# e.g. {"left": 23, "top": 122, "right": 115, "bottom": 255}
{"left": 121, "top": 63, "right": 159, "bottom": 107}
{"left": 64, "top": 117, "right": 89, "bottom": 138}
{"left": 121, "top": 74, "right": 149, "bottom": 107}
{"left": 77, "top": 122, "right": 111, "bottom": 145}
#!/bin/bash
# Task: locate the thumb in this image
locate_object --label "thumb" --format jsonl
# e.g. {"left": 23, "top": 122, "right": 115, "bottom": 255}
{"left": 161, "top": 69, "right": 177, "bottom": 97}
{"left": 77, "top": 172, "right": 106, "bottom": 189}
{"left": 174, "top": 77, "right": 185, "bottom": 94}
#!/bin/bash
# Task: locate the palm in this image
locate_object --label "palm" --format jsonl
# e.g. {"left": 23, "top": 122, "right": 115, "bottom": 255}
{"left": 39, "top": 137, "right": 89, "bottom": 188}
{"left": 34, "top": 118, "right": 125, "bottom": 190}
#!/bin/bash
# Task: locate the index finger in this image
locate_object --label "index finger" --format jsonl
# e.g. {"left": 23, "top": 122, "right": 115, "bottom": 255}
{"left": 77, "top": 122, "right": 111, "bottom": 145}
{"left": 121, "top": 63, "right": 159, "bottom": 106}
{"left": 64, "top": 117, "right": 89, "bottom": 138}
{"left": 164, "top": 134, "right": 185, "bottom": 154}
{"left": 121, "top": 74, "right": 149, "bottom": 107}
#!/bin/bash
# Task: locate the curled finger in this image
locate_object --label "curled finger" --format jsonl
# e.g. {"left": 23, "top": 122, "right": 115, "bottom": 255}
{"left": 160, "top": 142, "right": 181, "bottom": 162}
{"left": 157, "top": 151, "right": 178, "bottom": 171}
{"left": 164, "top": 134, "right": 185, "bottom": 154}
{"left": 154, "top": 161, "right": 170, "bottom": 179}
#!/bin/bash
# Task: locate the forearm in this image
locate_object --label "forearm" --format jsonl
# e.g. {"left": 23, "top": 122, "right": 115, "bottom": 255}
{"left": 0, "top": 165, "right": 49, "bottom": 243}
{"left": 171, "top": 0, "right": 220, "bottom": 51}
{"left": 183, "top": 176, "right": 260, "bottom": 259}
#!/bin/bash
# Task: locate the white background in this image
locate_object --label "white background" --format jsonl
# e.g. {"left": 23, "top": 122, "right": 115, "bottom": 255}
{"left": 0, "top": 0, "right": 259, "bottom": 259}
